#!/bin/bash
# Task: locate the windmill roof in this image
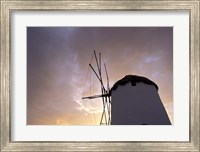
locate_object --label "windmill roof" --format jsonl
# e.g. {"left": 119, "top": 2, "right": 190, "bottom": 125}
{"left": 110, "top": 75, "right": 159, "bottom": 92}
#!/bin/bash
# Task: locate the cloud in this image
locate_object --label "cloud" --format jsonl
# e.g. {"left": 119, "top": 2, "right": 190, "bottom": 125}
{"left": 144, "top": 56, "right": 160, "bottom": 63}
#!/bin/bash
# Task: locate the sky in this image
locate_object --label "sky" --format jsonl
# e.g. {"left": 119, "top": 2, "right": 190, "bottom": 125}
{"left": 27, "top": 27, "right": 173, "bottom": 125}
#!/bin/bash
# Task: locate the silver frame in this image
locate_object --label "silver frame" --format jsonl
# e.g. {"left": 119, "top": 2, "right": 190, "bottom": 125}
{"left": 0, "top": 1, "right": 199, "bottom": 151}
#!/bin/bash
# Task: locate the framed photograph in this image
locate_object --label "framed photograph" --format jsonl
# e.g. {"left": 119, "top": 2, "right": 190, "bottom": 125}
{"left": 1, "top": 0, "right": 199, "bottom": 151}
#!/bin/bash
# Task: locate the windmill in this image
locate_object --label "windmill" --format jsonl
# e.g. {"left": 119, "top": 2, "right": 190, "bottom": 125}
{"left": 82, "top": 51, "right": 171, "bottom": 125}
{"left": 82, "top": 50, "right": 111, "bottom": 125}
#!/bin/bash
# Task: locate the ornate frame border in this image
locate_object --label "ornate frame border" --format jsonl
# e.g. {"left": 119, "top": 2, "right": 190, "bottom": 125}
{"left": 1, "top": 1, "right": 199, "bottom": 151}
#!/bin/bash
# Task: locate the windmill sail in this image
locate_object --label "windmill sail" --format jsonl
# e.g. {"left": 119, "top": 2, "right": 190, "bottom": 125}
{"left": 82, "top": 50, "right": 111, "bottom": 125}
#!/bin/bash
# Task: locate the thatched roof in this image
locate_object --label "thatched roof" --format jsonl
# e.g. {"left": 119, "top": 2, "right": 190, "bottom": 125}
{"left": 111, "top": 75, "right": 158, "bottom": 92}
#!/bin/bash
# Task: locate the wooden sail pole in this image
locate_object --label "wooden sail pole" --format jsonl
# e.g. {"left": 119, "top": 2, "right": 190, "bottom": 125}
{"left": 82, "top": 50, "right": 111, "bottom": 125}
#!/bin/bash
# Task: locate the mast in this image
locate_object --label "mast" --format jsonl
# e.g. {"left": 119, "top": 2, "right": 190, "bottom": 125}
{"left": 82, "top": 50, "right": 111, "bottom": 125}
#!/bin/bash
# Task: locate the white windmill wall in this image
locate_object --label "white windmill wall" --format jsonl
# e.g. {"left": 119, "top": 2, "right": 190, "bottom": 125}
{"left": 111, "top": 82, "right": 171, "bottom": 125}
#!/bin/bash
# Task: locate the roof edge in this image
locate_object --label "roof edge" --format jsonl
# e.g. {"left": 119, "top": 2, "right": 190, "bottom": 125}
{"left": 110, "top": 75, "right": 159, "bottom": 92}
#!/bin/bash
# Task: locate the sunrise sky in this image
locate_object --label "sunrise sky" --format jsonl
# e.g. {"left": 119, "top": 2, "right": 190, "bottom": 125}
{"left": 27, "top": 27, "right": 173, "bottom": 125}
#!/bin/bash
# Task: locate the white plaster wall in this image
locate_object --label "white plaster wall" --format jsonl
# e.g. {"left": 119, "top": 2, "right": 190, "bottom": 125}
{"left": 111, "top": 82, "right": 171, "bottom": 125}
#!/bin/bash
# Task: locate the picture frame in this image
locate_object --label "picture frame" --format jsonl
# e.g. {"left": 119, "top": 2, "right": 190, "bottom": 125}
{"left": 0, "top": 0, "right": 199, "bottom": 151}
